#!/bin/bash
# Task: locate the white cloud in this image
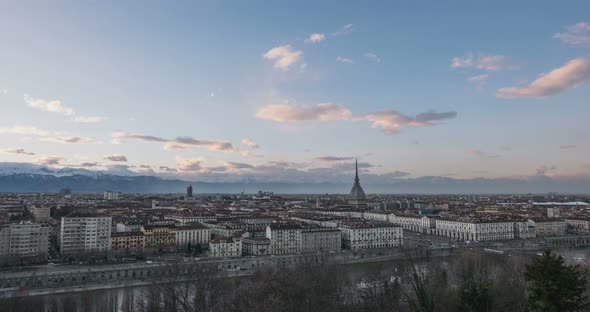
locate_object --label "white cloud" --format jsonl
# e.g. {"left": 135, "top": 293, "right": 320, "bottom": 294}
{"left": 497, "top": 57, "right": 590, "bottom": 98}
{"left": 332, "top": 24, "right": 355, "bottom": 36}
{"left": 41, "top": 137, "right": 97, "bottom": 144}
{"left": 256, "top": 103, "right": 353, "bottom": 122}
{"left": 468, "top": 74, "right": 489, "bottom": 82}
{"left": 241, "top": 138, "right": 260, "bottom": 148}
{"left": 364, "top": 53, "right": 381, "bottom": 63}
{"left": 256, "top": 103, "right": 457, "bottom": 135}
{"left": 2, "top": 148, "right": 35, "bottom": 156}
{"left": 38, "top": 156, "right": 64, "bottom": 165}
{"left": 0, "top": 125, "right": 53, "bottom": 136}
{"left": 23, "top": 95, "right": 108, "bottom": 123}
{"left": 24, "top": 95, "right": 75, "bottom": 116}
{"left": 263, "top": 45, "right": 304, "bottom": 71}
{"left": 451, "top": 52, "right": 512, "bottom": 71}
{"left": 175, "top": 156, "right": 206, "bottom": 172}
{"left": 0, "top": 89, "right": 7, "bottom": 95}
{"left": 304, "top": 33, "right": 325, "bottom": 44}
{"left": 553, "top": 22, "right": 590, "bottom": 46}
{"left": 336, "top": 56, "right": 354, "bottom": 64}
{"left": 239, "top": 149, "right": 264, "bottom": 158}
{"left": 113, "top": 131, "right": 243, "bottom": 153}
{"left": 73, "top": 116, "right": 107, "bottom": 123}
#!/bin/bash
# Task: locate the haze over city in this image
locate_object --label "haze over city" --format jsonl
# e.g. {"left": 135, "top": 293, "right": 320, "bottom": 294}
{"left": 1, "top": 1, "right": 589, "bottom": 193}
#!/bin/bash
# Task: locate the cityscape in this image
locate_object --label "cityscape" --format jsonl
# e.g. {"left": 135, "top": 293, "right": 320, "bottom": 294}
{"left": 1, "top": 1, "right": 590, "bottom": 311}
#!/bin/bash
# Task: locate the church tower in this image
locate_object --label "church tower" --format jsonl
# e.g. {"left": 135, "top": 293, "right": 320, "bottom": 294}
{"left": 348, "top": 158, "right": 367, "bottom": 207}
{"left": 186, "top": 184, "right": 193, "bottom": 198}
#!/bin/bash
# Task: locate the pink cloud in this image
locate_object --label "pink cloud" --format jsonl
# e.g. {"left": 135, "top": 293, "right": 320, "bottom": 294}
{"left": 497, "top": 57, "right": 590, "bottom": 98}
{"left": 256, "top": 103, "right": 353, "bottom": 122}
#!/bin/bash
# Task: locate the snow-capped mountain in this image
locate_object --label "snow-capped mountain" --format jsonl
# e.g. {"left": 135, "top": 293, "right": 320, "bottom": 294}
{"left": 0, "top": 162, "right": 103, "bottom": 177}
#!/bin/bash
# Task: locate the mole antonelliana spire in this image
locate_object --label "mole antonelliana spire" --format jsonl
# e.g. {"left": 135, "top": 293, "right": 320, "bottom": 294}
{"left": 348, "top": 158, "right": 367, "bottom": 206}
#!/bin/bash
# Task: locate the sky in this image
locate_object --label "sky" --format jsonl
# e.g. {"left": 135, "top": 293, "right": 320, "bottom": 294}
{"left": 0, "top": 1, "right": 589, "bottom": 184}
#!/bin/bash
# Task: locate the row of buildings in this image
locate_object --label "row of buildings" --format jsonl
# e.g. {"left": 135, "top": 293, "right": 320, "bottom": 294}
{"left": 390, "top": 213, "right": 569, "bottom": 241}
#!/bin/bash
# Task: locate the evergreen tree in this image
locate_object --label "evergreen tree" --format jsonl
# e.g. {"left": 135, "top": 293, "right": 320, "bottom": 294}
{"left": 458, "top": 278, "right": 492, "bottom": 312}
{"left": 524, "top": 250, "right": 589, "bottom": 312}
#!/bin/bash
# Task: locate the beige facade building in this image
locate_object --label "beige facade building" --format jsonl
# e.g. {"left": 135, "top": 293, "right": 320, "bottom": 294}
{"left": 111, "top": 232, "right": 145, "bottom": 255}
{"left": 140, "top": 224, "right": 176, "bottom": 252}
{"left": 31, "top": 206, "right": 51, "bottom": 222}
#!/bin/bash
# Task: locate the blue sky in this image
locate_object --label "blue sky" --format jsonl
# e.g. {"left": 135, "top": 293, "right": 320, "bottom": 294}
{"left": 0, "top": 1, "right": 589, "bottom": 183}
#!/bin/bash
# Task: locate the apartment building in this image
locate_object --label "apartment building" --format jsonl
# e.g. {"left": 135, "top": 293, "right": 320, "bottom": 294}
{"left": 266, "top": 224, "right": 303, "bottom": 254}
{"left": 301, "top": 227, "right": 341, "bottom": 253}
{"left": 209, "top": 236, "right": 242, "bottom": 257}
{"left": 111, "top": 232, "right": 145, "bottom": 255}
{"left": 566, "top": 217, "right": 590, "bottom": 233}
{"left": 528, "top": 217, "right": 567, "bottom": 237}
{"left": 59, "top": 214, "right": 112, "bottom": 255}
{"left": 140, "top": 224, "right": 176, "bottom": 252}
{"left": 0, "top": 221, "right": 50, "bottom": 261}
{"left": 175, "top": 223, "right": 211, "bottom": 248}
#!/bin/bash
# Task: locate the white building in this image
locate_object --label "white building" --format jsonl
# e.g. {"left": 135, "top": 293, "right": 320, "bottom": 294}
{"left": 59, "top": 214, "right": 112, "bottom": 255}
{"left": 266, "top": 224, "right": 303, "bottom": 254}
{"left": 433, "top": 215, "right": 520, "bottom": 241}
{"left": 389, "top": 213, "right": 423, "bottom": 232}
{"left": 0, "top": 221, "right": 50, "bottom": 260}
{"left": 209, "top": 236, "right": 242, "bottom": 257}
{"left": 103, "top": 191, "right": 120, "bottom": 200}
{"left": 165, "top": 214, "right": 217, "bottom": 225}
{"left": 175, "top": 223, "right": 211, "bottom": 248}
{"left": 339, "top": 220, "right": 403, "bottom": 250}
{"left": 363, "top": 211, "right": 390, "bottom": 222}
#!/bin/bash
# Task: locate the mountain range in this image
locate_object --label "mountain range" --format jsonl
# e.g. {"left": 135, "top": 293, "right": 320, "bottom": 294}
{"left": 0, "top": 162, "right": 588, "bottom": 194}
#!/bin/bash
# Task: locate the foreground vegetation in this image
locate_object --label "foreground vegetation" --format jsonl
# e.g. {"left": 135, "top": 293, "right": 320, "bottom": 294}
{"left": 1, "top": 249, "right": 589, "bottom": 312}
